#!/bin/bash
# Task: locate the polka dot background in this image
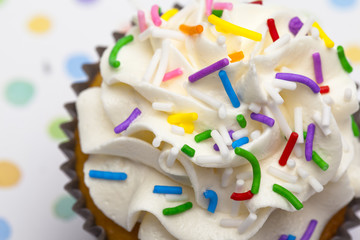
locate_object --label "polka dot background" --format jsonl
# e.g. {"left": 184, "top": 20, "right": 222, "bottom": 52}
{"left": 0, "top": 0, "right": 359, "bottom": 239}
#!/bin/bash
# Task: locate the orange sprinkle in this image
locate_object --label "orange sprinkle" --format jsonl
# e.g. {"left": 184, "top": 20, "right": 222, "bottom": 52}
{"left": 228, "top": 51, "right": 244, "bottom": 63}
{"left": 179, "top": 24, "right": 204, "bottom": 35}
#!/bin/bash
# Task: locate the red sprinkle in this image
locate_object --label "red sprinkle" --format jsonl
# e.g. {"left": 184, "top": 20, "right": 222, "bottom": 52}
{"left": 267, "top": 18, "right": 279, "bottom": 42}
{"left": 231, "top": 190, "right": 254, "bottom": 201}
{"left": 278, "top": 132, "right": 298, "bottom": 166}
{"left": 250, "top": 0, "right": 263, "bottom": 5}
{"left": 320, "top": 85, "right": 330, "bottom": 94}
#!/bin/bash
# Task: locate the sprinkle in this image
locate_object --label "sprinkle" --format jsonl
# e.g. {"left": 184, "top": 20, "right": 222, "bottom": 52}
{"left": 322, "top": 105, "right": 331, "bottom": 127}
{"left": 273, "top": 184, "right": 303, "bottom": 210}
{"left": 114, "top": 108, "right": 141, "bottom": 134}
{"left": 301, "top": 219, "right": 318, "bottom": 240}
{"left": 212, "top": 9, "right": 223, "bottom": 18}
{"left": 294, "top": 107, "right": 304, "bottom": 143}
{"left": 142, "top": 48, "right": 162, "bottom": 82}
{"left": 264, "top": 84, "right": 284, "bottom": 105}
{"left": 109, "top": 35, "right": 134, "bottom": 68}
{"left": 221, "top": 168, "right": 233, "bottom": 187}
{"left": 208, "top": 14, "right": 262, "bottom": 41}
{"left": 219, "top": 125, "right": 232, "bottom": 146}
{"left": 287, "top": 235, "right": 296, "bottom": 240}
{"left": 195, "top": 130, "right": 212, "bottom": 143}
{"left": 151, "top": 28, "right": 186, "bottom": 41}
{"left": 165, "top": 193, "right": 188, "bottom": 202}
{"left": 323, "top": 95, "right": 334, "bottom": 105}
{"left": 89, "top": 170, "right": 127, "bottom": 180}
{"left": 273, "top": 79, "right": 297, "bottom": 91}
{"left": 281, "top": 183, "right": 302, "bottom": 193}
{"left": 167, "top": 147, "right": 180, "bottom": 167}
{"left": 203, "top": 190, "right": 218, "bottom": 213}
{"left": 250, "top": 112, "right": 275, "bottom": 127}
{"left": 267, "top": 18, "right": 279, "bottom": 42}
{"left": 228, "top": 130, "right": 235, "bottom": 139}
{"left": 344, "top": 88, "right": 352, "bottom": 101}
{"left": 151, "top": 5, "right": 162, "bottom": 26}
{"left": 213, "top": 2, "right": 233, "bottom": 10}
{"left": 352, "top": 116, "right": 360, "bottom": 137}
{"left": 161, "top": 8, "right": 179, "bottom": 21}
{"left": 312, "top": 111, "right": 331, "bottom": 136}
{"left": 196, "top": 155, "right": 222, "bottom": 164}
{"left": 305, "top": 124, "right": 315, "bottom": 161}
{"left": 268, "top": 102, "right": 292, "bottom": 138}
{"left": 311, "top": 27, "right": 320, "bottom": 39}
{"left": 267, "top": 166, "right": 298, "bottom": 183}
{"left": 275, "top": 73, "right": 320, "bottom": 94}
{"left": 153, "top": 40, "right": 170, "bottom": 86}
{"left": 289, "top": 16, "right": 303, "bottom": 36}
{"left": 234, "top": 148, "right": 261, "bottom": 194}
{"left": 232, "top": 137, "right": 249, "bottom": 149}
{"left": 153, "top": 185, "right": 182, "bottom": 194}
{"left": 166, "top": 3, "right": 197, "bottom": 28}
{"left": 308, "top": 175, "right": 323, "bottom": 192}
{"left": 152, "top": 137, "right": 162, "bottom": 147}
{"left": 185, "top": 83, "right": 222, "bottom": 109}
{"left": 231, "top": 190, "right": 254, "bottom": 201}
{"left": 248, "top": 103, "right": 261, "bottom": 113}
{"left": 206, "top": 0, "right": 213, "bottom": 16}
{"left": 250, "top": 130, "right": 261, "bottom": 140}
{"left": 218, "top": 104, "right": 227, "bottom": 119}
{"left": 287, "top": 159, "right": 296, "bottom": 169}
{"left": 220, "top": 219, "right": 242, "bottom": 228}
{"left": 233, "top": 129, "right": 248, "bottom": 140}
{"left": 278, "top": 235, "right": 288, "bottom": 240}
{"left": 312, "top": 52, "right": 324, "bottom": 84}
{"left": 179, "top": 24, "right": 204, "bottom": 35}
{"left": 137, "top": 10, "right": 147, "bottom": 33}
{"left": 139, "top": 26, "right": 153, "bottom": 41}
{"left": 211, "top": 130, "right": 229, "bottom": 160}
{"left": 320, "top": 86, "right": 330, "bottom": 94}
{"left": 152, "top": 102, "right": 174, "bottom": 112}
{"left": 231, "top": 179, "right": 244, "bottom": 216}
{"left": 312, "top": 151, "right": 329, "bottom": 171}
{"left": 162, "top": 68, "right": 183, "bottom": 82}
{"left": 228, "top": 51, "right": 244, "bottom": 63}
{"left": 297, "top": 167, "right": 309, "bottom": 179}
{"left": 250, "top": 0, "right": 262, "bottom": 4}
{"left": 236, "top": 171, "right": 253, "bottom": 181}
{"left": 296, "top": 17, "right": 314, "bottom": 38}
{"left": 171, "top": 125, "right": 185, "bottom": 135}
{"left": 163, "top": 202, "right": 193, "bottom": 216}
{"left": 236, "top": 114, "right": 247, "bottom": 128}
{"left": 181, "top": 144, "right": 195, "bottom": 157}
{"left": 337, "top": 45, "right": 353, "bottom": 73}
{"left": 213, "top": 144, "right": 220, "bottom": 151}
{"left": 168, "top": 113, "right": 198, "bottom": 124}
{"left": 238, "top": 213, "right": 257, "bottom": 234}
{"left": 312, "top": 22, "right": 334, "bottom": 48}
{"left": 188, "top": 58, "right": 229, "bottom": 83}
{"left": 264, "top": 34, "right": 291, "bottom": 53}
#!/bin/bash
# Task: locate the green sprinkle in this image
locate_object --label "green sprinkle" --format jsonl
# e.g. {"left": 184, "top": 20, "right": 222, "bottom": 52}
{"left": 181, "top": 144, "right": 195, "bottom": 157}
{"left": 109, "top": 35, "right": 134, "bottom": 68}
{"left": 236, "top": 114, "right": 247, "bottom": 128}
{"left": 212, "top": 9, "right": 223, "bottom": 18}
{"left": 159, "top": 7, "right": 162, "bottom": 16}
{"left": 337, "top": 45, "right": 353, "bottom": 73}
{"left": 351, "top": 115, "right": 359, "bottom": 137}
{"left": 303, "top": 130, "right": 307, "bottom": 140}
{"left": 163, "top": 202, "right": 193, "bottom": 216}
{"left": 194, "top": 130, "right": 212, "bottom": 143}
{"left": 234, "top": 148, "right": 261, "bottom": 194}
{"left": 312, "top": 151, "right": 329, "bottom": 171}
{"left": 273, "top": 184, "right": 303, "bottom": 210}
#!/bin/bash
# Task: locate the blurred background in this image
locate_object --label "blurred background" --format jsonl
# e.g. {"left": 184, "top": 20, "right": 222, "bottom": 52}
{"left": 0, "top": 0, "right": 359, "bottom": 239}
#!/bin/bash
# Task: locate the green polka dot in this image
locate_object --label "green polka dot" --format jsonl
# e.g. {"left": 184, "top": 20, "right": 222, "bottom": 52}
{"left": 5, "top": 79, "right": 35, "bottom": 106}
{"left": 47, "top": 117, "right": 69, "bottom": 141}
{"left": 53, "top": 195, "right": 76, "bottom": 220}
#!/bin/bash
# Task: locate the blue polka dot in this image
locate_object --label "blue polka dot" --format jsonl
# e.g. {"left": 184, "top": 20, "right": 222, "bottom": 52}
{"left": 0, "top": 218, "right": 11, "bottom": 240}
{"left": 65, "top": 54, "right": 92, "bottom": 81}
{"left": 330, "top": 0, "right": 356, "bottom": 8}
{"left": 77, "top": 0, "right": 97, "bottom": 3}
{"left": 53, "top": 195, "right": 76, "bottom": 220}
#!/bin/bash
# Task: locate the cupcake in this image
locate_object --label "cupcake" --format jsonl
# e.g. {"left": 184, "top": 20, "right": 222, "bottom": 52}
{"left": 61, "top": 0, "right": 360, "bottom": 239}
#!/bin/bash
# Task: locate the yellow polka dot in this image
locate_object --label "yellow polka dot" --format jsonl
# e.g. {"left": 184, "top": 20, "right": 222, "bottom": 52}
{"left": 0, "top": 161, "right": 21, "bottom": 187}
{"left": 345, "top": 45, "right": 360, "bottom": 63}
{"left": 28, "top": 15, "right": 51, "bottom": 34}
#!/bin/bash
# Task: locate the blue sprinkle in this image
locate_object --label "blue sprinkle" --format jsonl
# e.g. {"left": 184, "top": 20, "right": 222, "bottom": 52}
{"left": 153, "top": 185, "right": 182, "bottom": 194}
{"left": 231, "top": 137, "right": 249, "bottom": 148}
{"left": 203, "top": 189, "right": 218, "bottom": 213}
{"left": 287, "top": 235, "right": 296, "bottom": 240}
{"left": 89, "top": 170, "right": 127, "bottom": 180}
{"left": 218, "top": 70, "right": 240, "bottom": 108}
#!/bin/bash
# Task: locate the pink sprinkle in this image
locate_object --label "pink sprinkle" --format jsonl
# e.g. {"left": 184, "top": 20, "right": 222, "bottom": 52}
{"left": 163, "top": 68, "right": 183, "bottom": 82}
{"left": 151, "top": 5, "right": 162, "bottom": 27}
{"left": 206, "top": 0, "right": 213, "bottom": 16}
{"left": 213, "top": 2, "right": 233, "bottom": 10}
{"left": 137, "top": 10, "right": 147, "bottom": 33}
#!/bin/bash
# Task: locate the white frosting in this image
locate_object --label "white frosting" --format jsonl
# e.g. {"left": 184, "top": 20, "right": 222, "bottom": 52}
{"left": 76, "top": 0, "right": 360, "bottom": 239}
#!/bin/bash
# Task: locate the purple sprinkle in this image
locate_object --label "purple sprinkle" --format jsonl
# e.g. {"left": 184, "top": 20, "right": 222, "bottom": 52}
{"left": 305, "top": 123, "right": 316, "bottom": 161}
{"left": 300, "top": 219, "right": 318, "bottom": 240}
{"left": 213, "top": 144, "right": 220, "bottom": 151}
{"left": 188, "top": 58, "right": 229, "bottom": 83}
{"left": 312, "top": 52, "right": 323, "bottom": 84}
{"left": 289, "top": 16, "right": 303, "bottom": 36}
{"left": 278, "top": 235, "right": 288, "bottom": 240}
{"left": 275, "top": 73, "right": 320, "bottom": 94}
{"left": 228, "top": 130, "right": 234, "bottom": 140}
{"left": 114, "top": 108, "right": 142, "bottom": 134}
{"left": 250, "top": 112, "right": 275, "bottom": 127}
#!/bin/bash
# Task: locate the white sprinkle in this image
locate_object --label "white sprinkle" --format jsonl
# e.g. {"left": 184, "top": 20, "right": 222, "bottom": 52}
{"left": 281, "top": 183, "right": 303, "bottom": 193}
{"left": 295, "top": 17, "right": 315, "bottom": 38}
{"left": 294, "top": 107, "right": 304, "bottom": 143}
{"left": 217, "top": 35, "right": 226, "bottom": 46}
{"left": 248, "top": 103, "right": 261, "bottom": 113}
{"left": 220, "top": 219, "right": 242, "bottom": 228}
{"left": 166, "top": 147, "right": 179, "bottom": 167}
{"left": 310, "top": 27, "right": 320, "bottom": 39}
{"left": 165, "top": 193, "right": 188, "bottom": 202}
{"left": 273, "top": 79, "right": 297, "bottom": 91}
{"left": 171, "top": 125, "right": 185, "bottom": 135}
{"left": 267, "top": 166, "right": 298, "bottom": 183}
{"left": 297, "top": 167, "right": 309, "bottom": 179}
{"left": 264, "top": 33, "right": 290, "bottom": 53}
{"left": 218, "top": 104, "right": 227, "bottom": 119}
{"left": 294, "top": 144, "right": 303, "bottom": 157}
{"left": 264, "top": 84, "right": 284, "bottom": 105}
{"left": 219, "top": 125, "right": 232, "bottom": 146}
{"left": 211, "top": 130, "right": 229, "bottom": 161}
{"left": 287, "top": 159, "right": 296, "bottom": 168}
{"left": 152, "top": 102, "right": 174, "bottom": 112}
{"left": 323, "top": 95, "right": 334, "bottom": 105}
{"left": 236, "top": 171, "right": 253, "bottom": 181}
{"left": 322, "top": 105, "right": 331, "bottom": 127}
{"left": 268, "top": 102, "right": 292, "bottom": 138}
{"left": 344, "top": 88, "right": 352, "bottom": 102}
{"left": 152, "top": 137, "right": 162, "bottom": 147}
{"left": 185, "top": 83, "right": 222, "bottom": 109}
{"left": 238, "top": 213, "right": 257, "bottom": 234}
{"left": 233, "top": 129, "right": 249, "bottom": 141}
{"left": 342, "top": 135, "right": 349, "bottom": 153}
{"left": 151, "top": 28, "right": 185, "bottom": 41}
{"left": 166, "top": 2, "right": 197, "bottom": 28}
{"left": 312, "top": 111, "right": 331, "bottom": 136}
{"left": 153, "top": 40, "right": 170, "bottom": 86}
{"left": 138, "top": 26, "right": 154, "bottom": 41}
{"left": 250, "top": 130, "right": 261, "bottom": 140}
{"left": 308, "top": 175, "right": 323, "bottom": 192}
{"left": 235, "top": 179, "right": 245, "bottom": 192}
{"left": 142, "top": 48, "right": 162, "bottom": 82}
{"left": 221, "top": 168, "right": 233, "bottom": 187}
{"left": 231, "top": 179, "right": 244, "bottom": 216}
{"left": 196, "top": 155, "right": 223, "bottom": 164}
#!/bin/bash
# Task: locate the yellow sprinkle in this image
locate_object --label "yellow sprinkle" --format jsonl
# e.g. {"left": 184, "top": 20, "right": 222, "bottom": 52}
{"left": 179, "top": 122, "right": 195, "bottom": 134}
{"left": 208, "top": 14, "right": 262, "bottom": 41}
{"left": 167, "top": 113, "right": 198, "bottom": 124}
{"left": 161, "top": 8, "right": 179, "bottom": 21}
{"left": 312, "top": 22, "right": 334, "bottom": 48}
